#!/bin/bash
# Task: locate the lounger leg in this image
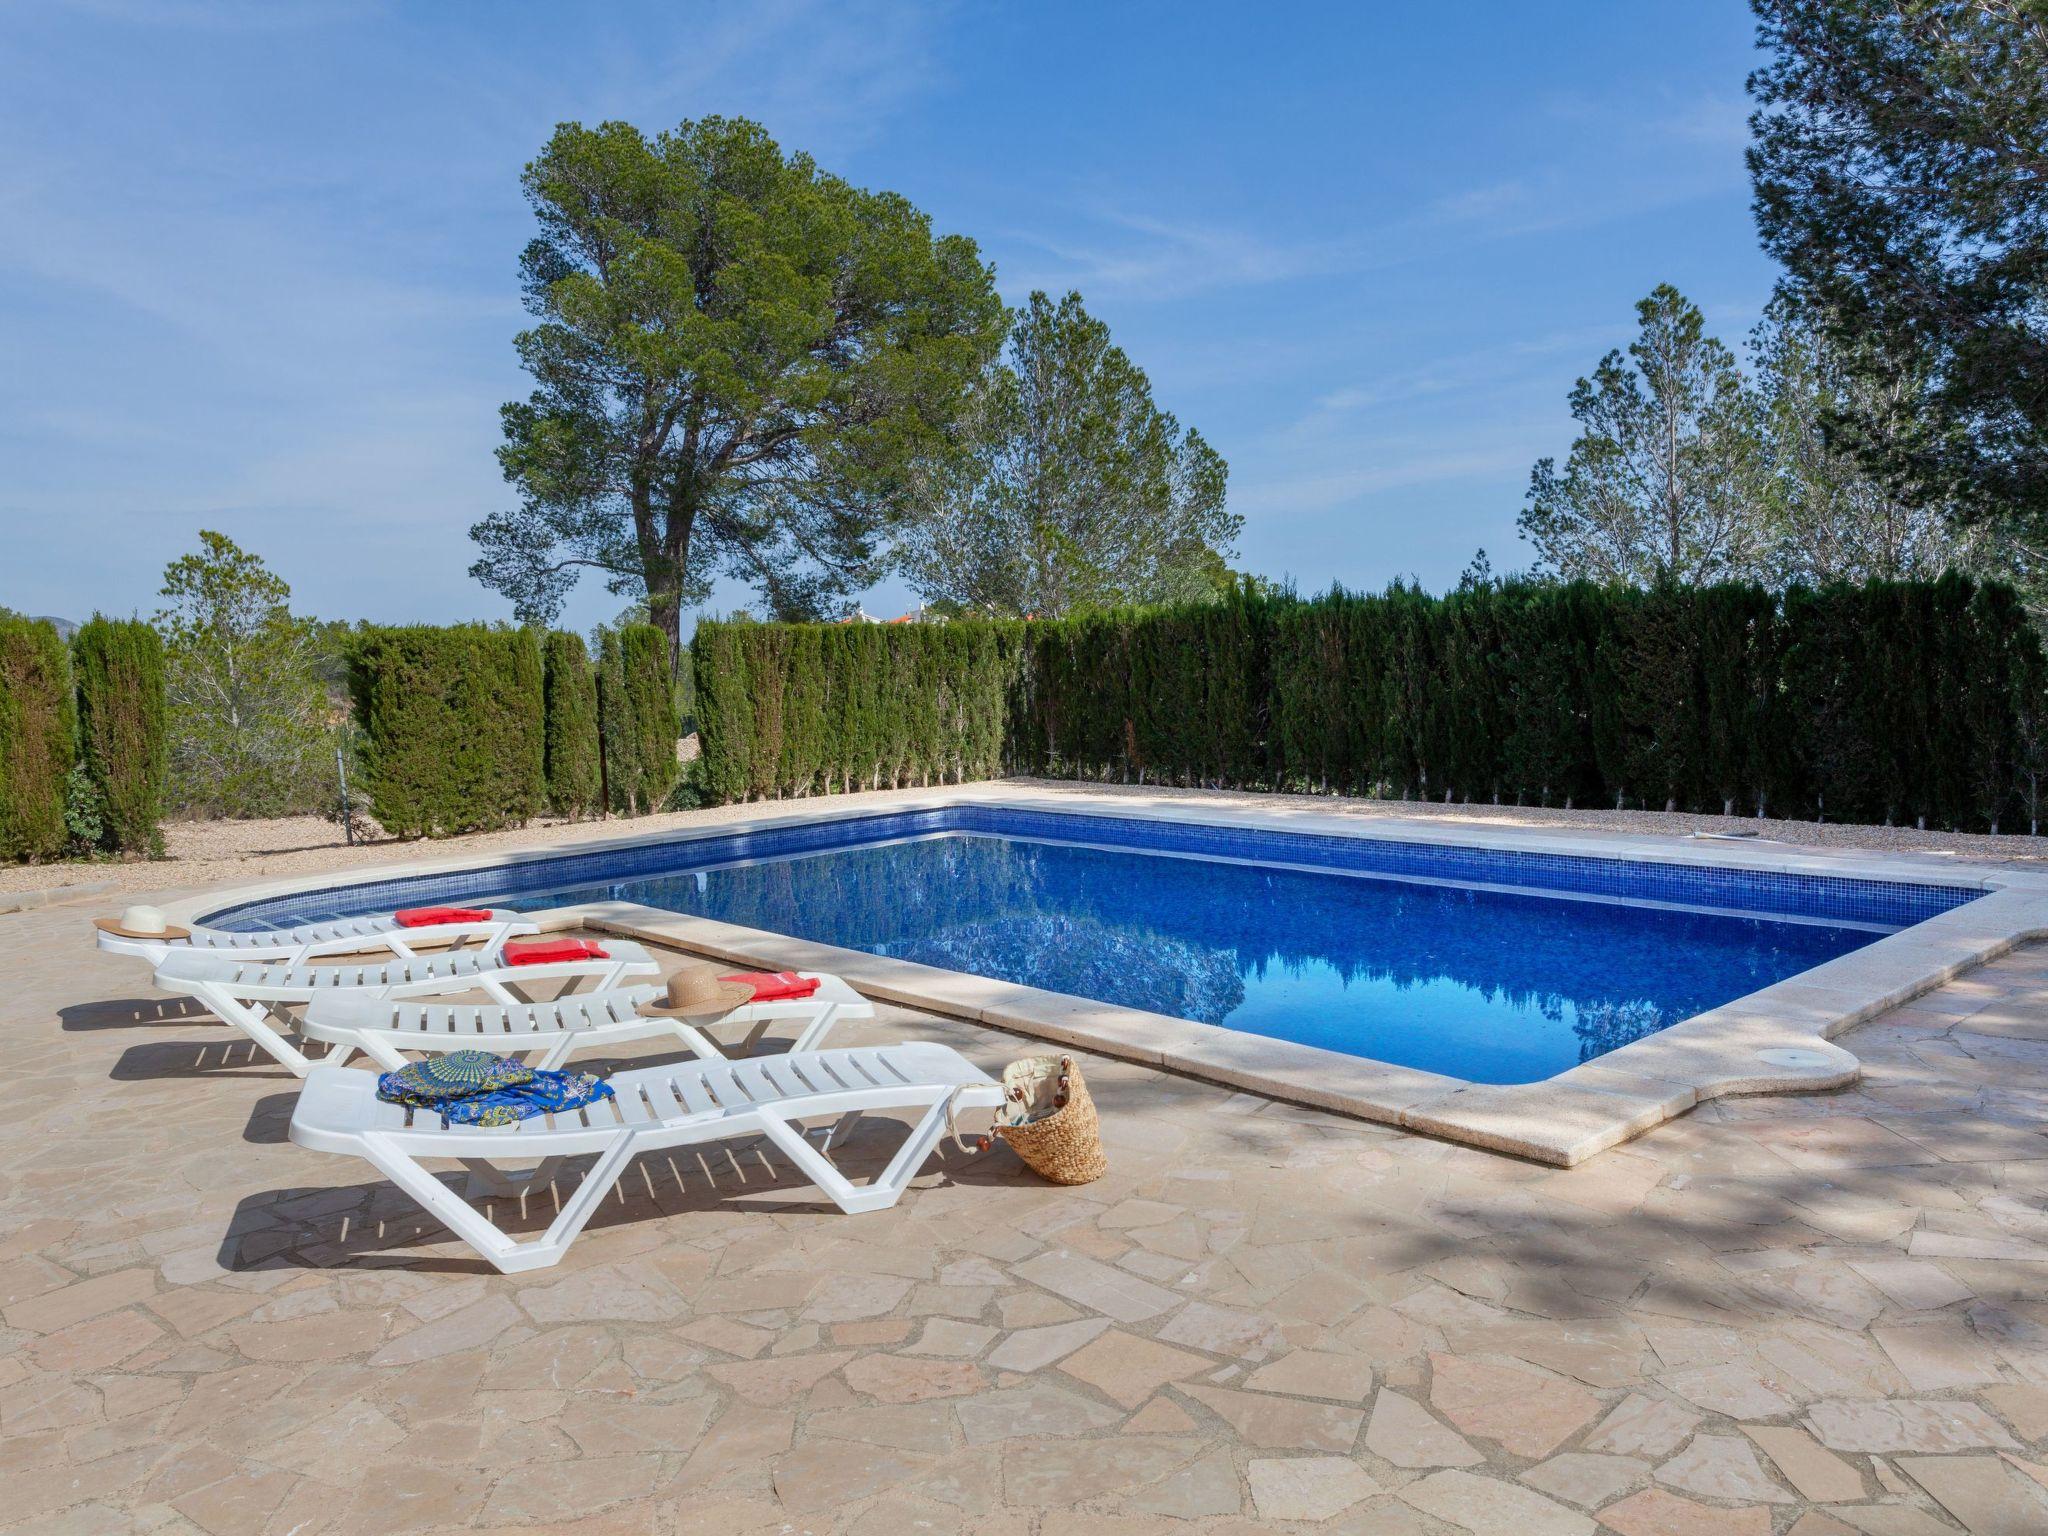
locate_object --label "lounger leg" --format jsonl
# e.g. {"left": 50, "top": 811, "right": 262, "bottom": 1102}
{"left": 868, "top": 1096, "right": 960, "bottom": 1204}
{"left": 532, "top": 1035, "right": 581, "bottom": 1072}
{"left": 459, "top": 1156, "right": 565, "bottom": 1198}
{"left": 357, "top": 1141, "right": 533, "bottom": 1270}
{"left": 665, "top": 1020, "right": 727, "bottom": 1062}
{"left": 788, "top": 1002, "right": 844, "bottom": 1055}
{"left": 810, "top": 1111, "right": 863, "bottom": 1152}
{"left": 352, "top": 1033, "right": 413, "bottom": 1072}
{"left": 203, "top": 989, "right": 316, "bottom": 1077}
{"left": 525, "top": 1136, "right": 639, "bottom": 1262}
{"left": 360, "top": 1135, "right": 637, "bottom": 1274}
{"left": 477, "top": 976, "right": 537, "bottom": 1007}
{"left": 754, "top": 1095, "right": 955, "bottom": 1215}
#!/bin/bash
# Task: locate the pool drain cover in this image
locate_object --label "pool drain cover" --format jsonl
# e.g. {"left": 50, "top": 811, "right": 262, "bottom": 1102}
{"left": 1756, "top": 1048, "right": 1838, "bottom": 1072}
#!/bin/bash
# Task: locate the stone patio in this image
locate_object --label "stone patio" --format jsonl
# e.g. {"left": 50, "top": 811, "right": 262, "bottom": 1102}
{"left": 9, "top": 891, "right": 2048, "bottom": 1534}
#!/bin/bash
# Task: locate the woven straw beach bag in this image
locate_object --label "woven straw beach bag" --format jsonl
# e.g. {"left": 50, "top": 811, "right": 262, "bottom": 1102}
{"left": 994, "top": 1054, "right": 1107, "bottom": 1185}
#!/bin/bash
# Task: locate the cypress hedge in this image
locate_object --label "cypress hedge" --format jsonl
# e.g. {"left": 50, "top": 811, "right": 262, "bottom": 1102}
{"left": 71, "top": 616, "right": 168, "bottom": 855}
{"left": 593, "top": 625, "right": 680, "bottom": 814}
{"left": 0, "top": 616, "right": 76, "bottom": 861}
{"left": 620, "top": 623, "right": 680, "bottom": 812}
{"left": 695, "top": 618, "right": 1024, "bottom": 800}
{"left": 541, "top": 630, "right": 601, "bottom": 818}
{"left": 595, "top": 629, "right": 631, "bottom": 814}
{"left": 693, "top": 576, "right": 2048, "bottom": 833}
{"left": 346, "top": 625, "right": 543, "bottom": 838}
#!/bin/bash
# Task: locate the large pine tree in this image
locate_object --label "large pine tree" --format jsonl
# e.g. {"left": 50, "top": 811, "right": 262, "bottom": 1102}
{"left": 1749, "top": 1, "right": 2048, "bottom": 521}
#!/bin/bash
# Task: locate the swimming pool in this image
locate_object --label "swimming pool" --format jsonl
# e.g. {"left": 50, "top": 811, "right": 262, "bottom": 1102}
{"left": 208, "top": 806, "right": 1983, "bottom": 1086}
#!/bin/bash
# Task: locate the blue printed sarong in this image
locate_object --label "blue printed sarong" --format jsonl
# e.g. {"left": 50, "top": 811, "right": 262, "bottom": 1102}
{"left": 376, "top": 1050, "right": 614, "bottom": 1126}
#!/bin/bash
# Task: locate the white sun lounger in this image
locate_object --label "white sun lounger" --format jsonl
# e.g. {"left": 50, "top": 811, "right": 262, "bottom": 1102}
{"left": 98, "top": 908, "right": 540, "bottom": 968}
{"left": 300, "top": 972, "right": 873, "bottom": 1070}
{"left": 151, "top": 941, "right": 660, "bottom": 1078}
{"left": 288, "top": 1041, "right": 1003, "bottom": 1272}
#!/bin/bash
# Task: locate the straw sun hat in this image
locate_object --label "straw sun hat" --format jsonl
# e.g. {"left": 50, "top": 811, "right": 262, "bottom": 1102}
{"left": 637, "top": 963, "right": 756, "bottom": 1019}
{"left": 93, "top": 905, "right": 191, "bottom": 942}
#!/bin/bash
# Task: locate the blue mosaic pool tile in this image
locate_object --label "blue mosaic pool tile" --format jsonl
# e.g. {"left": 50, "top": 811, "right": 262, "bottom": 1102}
{"left": 205, "top": 804, "right": 1984, "bottom": 933}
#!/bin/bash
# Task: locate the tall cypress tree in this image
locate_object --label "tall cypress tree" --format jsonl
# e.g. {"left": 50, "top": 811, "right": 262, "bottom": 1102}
{"left": 1961, "top": 580, "right": 2022, "bottom": 833}
{"left": 779, "top": 625, "right": 826, "bottom": 795}
{"left": 0, "top": 617, "right": 76, "bottom": 861}
{"left": 70, "top": 616, "right": 168, "bottom": 855}
{"left": 540, "top": 630, "right": 601, "bottom": 817}
{"left": 617, "top": 623, "right": 679, "bottom": 810}
{"left": 596, "top": 629, "right": 632, "bottom": 813}
{"left": 2013, "top": 610, "right": 2048, "bottom": 835}
{"left": 1923, "top": 573, "right": 1979, "bottom": 829}
{"left": 1695, "top": 584, "right": 1776, "bottom": 817}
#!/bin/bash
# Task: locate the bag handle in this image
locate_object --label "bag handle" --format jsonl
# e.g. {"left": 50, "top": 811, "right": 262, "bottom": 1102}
{"left": 947, "top": 1085, "right": 1000, "bottom": 1156}
{"left": 963, "top": 1055, "right": 1075, "bottom": 1155}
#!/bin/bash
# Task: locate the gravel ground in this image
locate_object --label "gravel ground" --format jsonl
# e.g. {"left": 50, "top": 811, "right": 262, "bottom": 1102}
{"left": 7, "top": 774, "right": 2046, "bottom": 902}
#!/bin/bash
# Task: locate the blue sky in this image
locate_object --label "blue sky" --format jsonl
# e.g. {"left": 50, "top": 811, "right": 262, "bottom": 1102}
{"left": 1, "top": 1, "right": 1775, "bottom": 634}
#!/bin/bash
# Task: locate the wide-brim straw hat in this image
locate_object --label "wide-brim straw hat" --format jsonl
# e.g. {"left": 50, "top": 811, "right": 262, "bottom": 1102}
{"left": 637, "top": 963, "right": 756, "bottom": 1019}
{"left": 94, "top": 906, "right": 191, "bottom": 942}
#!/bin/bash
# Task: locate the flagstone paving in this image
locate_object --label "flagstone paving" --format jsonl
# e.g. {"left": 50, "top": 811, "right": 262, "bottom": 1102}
{"left": 10, "top": 895, "right": 2048, "bottom": 1534}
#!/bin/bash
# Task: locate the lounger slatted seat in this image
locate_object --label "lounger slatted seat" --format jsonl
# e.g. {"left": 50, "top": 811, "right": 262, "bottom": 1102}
{"left": 288, "top": 1041, "right": 1003, "bottom": 1272}
{"left": 301, "top": 972, "right": 872, "bottom": 1070}
{"left": 151, "top": 942, "right": 660, "bottom": 1078}
{"left": 98, "top": 909, "right": 540, "bottom": 968}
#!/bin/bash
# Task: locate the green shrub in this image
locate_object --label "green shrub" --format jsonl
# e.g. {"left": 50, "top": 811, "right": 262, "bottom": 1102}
{"left": 346, "top": 625, "right": 543, "bottom": 838}
{"left": 63, "top": 762, "right": 104, "bottom": 853}
{"left": 540, "top": 630, "right": 601, "bottom": 817}
{"left": 0, "top": 616, "right": 76, "bottom": 861}
{"left": 71, "top": 616, "right": 167, "bottom": 854}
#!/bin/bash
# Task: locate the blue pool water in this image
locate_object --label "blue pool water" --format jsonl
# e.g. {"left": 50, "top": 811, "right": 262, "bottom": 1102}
{"left": 536, "top": 833, "right": 1880, "bottom": 1083}
{"left": 208, "top": 808, "right": 1981, "bottom": 1085}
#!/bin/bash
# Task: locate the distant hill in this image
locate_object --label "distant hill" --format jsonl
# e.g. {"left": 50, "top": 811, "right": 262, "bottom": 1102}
{"left": 0, "top": 610, "right": 80, "bottom": 637}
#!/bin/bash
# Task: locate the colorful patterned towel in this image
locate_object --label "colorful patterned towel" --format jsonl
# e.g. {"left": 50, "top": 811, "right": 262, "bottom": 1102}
{"left": 434, "top": 1070, "right": 615, "bottom": 1127}
{"left": 377, "top": 1050, "right": 533, "bottom": 1106}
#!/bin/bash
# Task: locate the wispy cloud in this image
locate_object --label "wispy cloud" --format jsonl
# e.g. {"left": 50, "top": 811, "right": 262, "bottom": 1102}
{"left": 1300, "top": 323, "right": 1630, "bottom": 424}
{"left": 53, "top": 0, "right": 376, "bottom": 30}
{"left": 1232, "top": 442, "right": 1541, "bottom": 521}
{"left": 1002, "top": 98, "right": 1753, "bottom": 311}
{"left": 1658, "top": 91, "right": 1752, "bottom": 148}
{"left": 997, "top": 206, "right": 1366, "bottom": 303}
{"left": 572, "top": 0, "right": 949, "bottom": 161}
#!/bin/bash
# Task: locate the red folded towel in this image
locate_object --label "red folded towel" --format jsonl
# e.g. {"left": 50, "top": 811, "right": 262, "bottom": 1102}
{"left": 503, "top": 938, "right": 609, "bottom": 967}
{"left": 394, "top": 906, "right": 495, "bottom": 928}
{"left": 722, "top": 970, "right": 820, "bottom": 1002}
